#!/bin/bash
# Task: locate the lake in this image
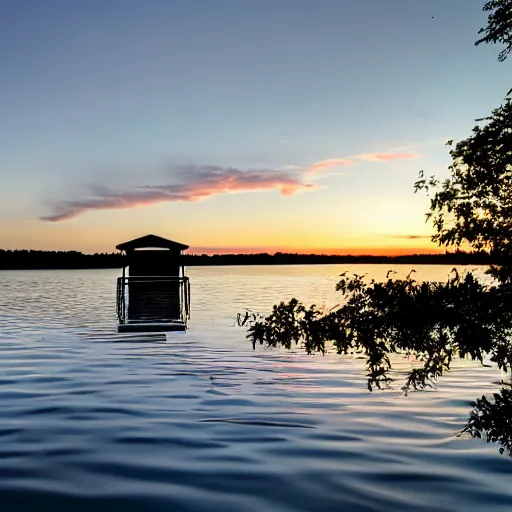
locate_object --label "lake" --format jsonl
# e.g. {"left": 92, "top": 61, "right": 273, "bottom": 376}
{"left": 0, "top": 264, "right": 510, "bottom": 511}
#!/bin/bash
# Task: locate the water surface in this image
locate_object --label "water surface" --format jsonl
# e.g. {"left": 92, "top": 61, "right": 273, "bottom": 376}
{"left": 0, "top": 265, "right": 510, "bottom": 511}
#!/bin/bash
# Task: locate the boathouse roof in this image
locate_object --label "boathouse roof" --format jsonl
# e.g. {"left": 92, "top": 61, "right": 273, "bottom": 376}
{"left": 116, "top": 234, "right": 189, "bottom": 252}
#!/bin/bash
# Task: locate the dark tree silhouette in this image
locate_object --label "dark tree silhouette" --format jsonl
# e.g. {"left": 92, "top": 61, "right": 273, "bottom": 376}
{"left": 0, "top": 250, "right": 122, "bottom": 270}
{"left": 461, "top": 388, "right": 512, "bottom": 455}
{"left": 246, "top": 1, "right": 512, "bottom": 456}
{"left": 0, "top": 249, "right": 493, "bottom": 270}
{"left": 475, "top": 0, "right": 512, "bottom": 62}
{"left": 415, "top": 99, "right": 512, "bottom": 283}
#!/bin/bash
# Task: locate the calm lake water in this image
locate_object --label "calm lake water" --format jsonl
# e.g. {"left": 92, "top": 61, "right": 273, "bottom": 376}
{"left": 0, "top": 264, "right": 511, "bottom": 511}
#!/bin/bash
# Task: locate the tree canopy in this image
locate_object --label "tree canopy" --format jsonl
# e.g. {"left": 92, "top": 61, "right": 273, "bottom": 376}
{"left": 475, "top": 0, "right": 512, "bottom": 62}
{"left": 244, "top": 1, "right": 512, "bottom": 456}
{"left": 414, "top": 98, "right": 512, "bottom": 283}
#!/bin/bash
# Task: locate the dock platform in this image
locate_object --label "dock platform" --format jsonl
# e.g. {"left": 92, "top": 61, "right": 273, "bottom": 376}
{"left": 117, "top": 321, "right": 187, "bottom": 333}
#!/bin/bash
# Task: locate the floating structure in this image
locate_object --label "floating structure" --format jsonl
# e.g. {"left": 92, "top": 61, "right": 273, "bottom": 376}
{"left": 116, "top": 234, "right": 190, "bottom": 333}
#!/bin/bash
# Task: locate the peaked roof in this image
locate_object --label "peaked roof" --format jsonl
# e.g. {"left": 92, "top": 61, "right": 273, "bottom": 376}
{"left": 116, "top": 234, "right": 189, "bottom": 252}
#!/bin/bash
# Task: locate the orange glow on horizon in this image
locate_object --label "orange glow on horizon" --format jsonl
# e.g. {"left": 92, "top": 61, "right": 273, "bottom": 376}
{"left": 0, "top": 215, "right": 442, "bottom": 256}
{"left": 188, "top": 245, "right": 444, "bottom": 256}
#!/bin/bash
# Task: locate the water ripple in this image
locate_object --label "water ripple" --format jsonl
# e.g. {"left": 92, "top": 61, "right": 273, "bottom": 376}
{"left": 0, "top": 266, "right": 510, "bottom": 511}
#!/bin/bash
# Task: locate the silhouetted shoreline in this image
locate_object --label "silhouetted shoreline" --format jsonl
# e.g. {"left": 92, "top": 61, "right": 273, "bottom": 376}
{"left": 0, "top": 249, "right": 494, "bottom": 270}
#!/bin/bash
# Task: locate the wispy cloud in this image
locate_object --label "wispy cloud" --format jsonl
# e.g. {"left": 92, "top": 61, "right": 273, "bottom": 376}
{"left": 307, "top": 158, "right": 357, "bottom": 173}
{"left": 280, "top": 164, "right": 305, "bottom": 171}
{"left": 40, "top": 147, "right": 422, "bottom": 221}
{"left": 41, "top": 165, "right": 316, "bottom": 222}
{"left": 357, "top": 152, "right": 420, "bottom": 162}
{"left": 390, "top": 234, "right": 431, "bottom": 240}
{"left": 389, "top": 143, "right": 420, "bottom": 152}
{"left": 306, "top": 152, "right": 420, "bottom": 174}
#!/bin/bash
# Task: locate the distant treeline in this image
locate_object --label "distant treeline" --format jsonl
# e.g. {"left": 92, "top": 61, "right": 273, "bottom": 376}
{"left": 0, "top": 249, "right": 495, "bottom": 270}
{"left": 0, "top": 250, "right": 122, "bottom": 270}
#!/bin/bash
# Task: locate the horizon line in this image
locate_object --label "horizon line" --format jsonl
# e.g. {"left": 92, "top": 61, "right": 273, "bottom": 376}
{"left": 1, "top": 247, "right": 480, "bottom": 258}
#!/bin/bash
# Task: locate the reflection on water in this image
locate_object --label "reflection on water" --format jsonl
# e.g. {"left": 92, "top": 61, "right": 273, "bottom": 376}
{"left": 0, "top": 265, "right": 511, "bottom": 511}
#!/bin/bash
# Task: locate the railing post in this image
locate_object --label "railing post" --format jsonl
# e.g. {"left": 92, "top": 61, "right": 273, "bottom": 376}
{"left": 117, "top": 276, "right": 189, "bottom": 326}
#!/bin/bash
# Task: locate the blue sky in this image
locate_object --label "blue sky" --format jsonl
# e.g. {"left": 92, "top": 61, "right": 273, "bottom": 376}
{"left": 0, "top": 0, "right": 509, "bottom": 253}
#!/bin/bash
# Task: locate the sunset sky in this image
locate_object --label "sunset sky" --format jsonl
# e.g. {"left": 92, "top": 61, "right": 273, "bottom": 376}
{"left": 0, "top": 0, "right": 509, "bottom": 255}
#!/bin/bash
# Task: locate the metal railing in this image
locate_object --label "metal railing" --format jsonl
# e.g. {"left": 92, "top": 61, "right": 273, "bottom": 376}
{"left": 116, "top": 276, "right": 190, "bottom": 325}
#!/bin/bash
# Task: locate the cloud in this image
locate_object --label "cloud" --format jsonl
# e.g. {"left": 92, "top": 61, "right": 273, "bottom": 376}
{"left": 39, "top": 147, "right": 422, "bottom": 222}
{"left": 307, "top": 158, "right": 357, "bottom": 173}
{"left": 357, "top": 152, "right": 420, "bottom": 162}
{"left": 389, "top": 144, "right": 420, "bottom": 152}
{"left": 280, "top": 164, "right": 305, "bottom": 171}
{"left": 391, "top": 235, "right": 431, "bottom": 240}
{"left": 306, "top": 152, "right": 420, "bottom": 174}
{"left": 41, "top": 165, "right": 316, "bottom": 222}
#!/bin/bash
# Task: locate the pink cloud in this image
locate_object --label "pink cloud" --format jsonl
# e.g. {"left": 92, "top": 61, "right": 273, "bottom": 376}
{"left": 307, "top": 152, "right": 420, "bottom": 174}
{"left": 357, "top": 152, "right": 420, "bottom": 162}
{"left": 40, "top": 165, "right": 316, "bottom": 222}
{"left": 40, "top": 148, "right": 421, "bottom": 221}
{"left": 307, "top": 158, "right": 357, "bottom": 173}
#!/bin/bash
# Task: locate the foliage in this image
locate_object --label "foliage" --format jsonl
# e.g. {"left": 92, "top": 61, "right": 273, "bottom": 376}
{"left": 244, "top": 0, "right": 512, "bottom": 455}
{"left": 476, "top": 0, "right": 512, "bottom": 62}
{"left": 248, "top": 272, "right": 512, "bottom": 392}
{"left": 0, "top": 249, "right": 122, "bottom": 270}
{"left": 414, "top": 99, "right": 512, "bottom": 283}
{"left": 461, "top": 386, "right": 512, "bottom": 455}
